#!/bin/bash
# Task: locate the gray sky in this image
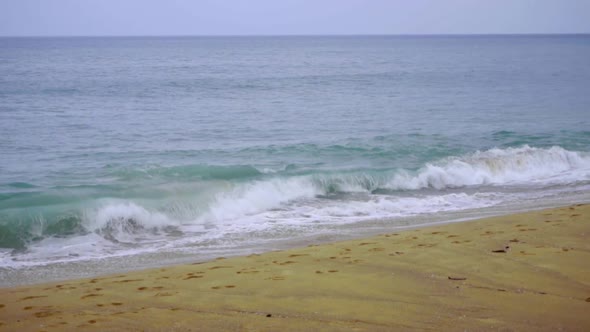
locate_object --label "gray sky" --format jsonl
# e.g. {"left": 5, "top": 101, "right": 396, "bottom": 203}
{"left": 1, "top": 0, "right": 589, "bottom": 36}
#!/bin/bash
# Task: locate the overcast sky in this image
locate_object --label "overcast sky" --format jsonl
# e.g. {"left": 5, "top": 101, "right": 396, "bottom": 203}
{"left": 1, "top": 0, "right": 589, "bottom": 36}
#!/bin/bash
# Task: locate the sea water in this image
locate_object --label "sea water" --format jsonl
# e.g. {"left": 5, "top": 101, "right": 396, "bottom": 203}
{"left": 1, "top": 35, "right": 589, "bottom": 286}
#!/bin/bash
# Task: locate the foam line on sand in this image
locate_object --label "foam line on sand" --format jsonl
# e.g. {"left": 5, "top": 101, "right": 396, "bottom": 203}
{"left": 1, "top": 204, "right": 589, "bottom": 331}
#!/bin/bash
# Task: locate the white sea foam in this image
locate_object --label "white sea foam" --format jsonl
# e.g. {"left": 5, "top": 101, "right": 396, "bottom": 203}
{"left": 3, "top": 146, "right": 588, "bottom": 271}
{"left": 83, "top": 202, "right": 176, "bottom": 243}
{"left": 204, "top": 177, "right": 319, "bottom": 222}
{"left": 244, "top": 192, "right": 505, "bottom": 228}
{"left": 191, "top": 146, "right": 590, "bottom": 226}
{"left": 387, "top": 146, "right": 590, "bottom": 190}
{"left": 48, "top": 147, "right": 590, "bottom": 240}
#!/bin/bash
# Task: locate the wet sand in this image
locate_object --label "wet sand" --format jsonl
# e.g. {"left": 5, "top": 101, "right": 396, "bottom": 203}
{"left": 1, "top": 204, "right": 589, "bottom": 331}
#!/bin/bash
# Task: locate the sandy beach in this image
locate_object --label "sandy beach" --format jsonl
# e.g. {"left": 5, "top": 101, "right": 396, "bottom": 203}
{"left": 1, "top": 204, "right": 589, "bottom": 331}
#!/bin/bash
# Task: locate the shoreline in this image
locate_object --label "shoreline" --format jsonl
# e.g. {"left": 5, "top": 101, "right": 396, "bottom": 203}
{"left": 1, "top": 204, "right": 589, "bottom": 330}
{"left": 3, "top": 196, "right": 588, "bottom": 288}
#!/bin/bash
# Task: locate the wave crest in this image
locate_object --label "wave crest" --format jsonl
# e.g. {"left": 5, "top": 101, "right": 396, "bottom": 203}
{"left": 86, "top": 203, "right": 174, "bottom": 243}
{"left": 194, "top": 146, "right": 590, "bottom": 224}
{"left": 2, "top": 146, "right": 588, "bottom": 250}
{"left": 205, "top": 178, "right": 319, "bottom": 222}
{"left": 387, "top": 145, "right": 589, "bottom": 190}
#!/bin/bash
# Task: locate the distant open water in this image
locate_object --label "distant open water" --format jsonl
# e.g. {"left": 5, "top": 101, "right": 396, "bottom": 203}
{"left": 1, "top": 35, "right": 589, "bottom": 286}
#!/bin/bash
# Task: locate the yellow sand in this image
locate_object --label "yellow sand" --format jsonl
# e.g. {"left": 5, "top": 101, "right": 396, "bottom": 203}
{"left": 1, "top": 204, "right": 589, "bottom": 331}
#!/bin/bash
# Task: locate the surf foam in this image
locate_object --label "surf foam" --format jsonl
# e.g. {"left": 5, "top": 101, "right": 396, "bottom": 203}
{"left": 387, "top": 145, "right": 590, "bottom": 190}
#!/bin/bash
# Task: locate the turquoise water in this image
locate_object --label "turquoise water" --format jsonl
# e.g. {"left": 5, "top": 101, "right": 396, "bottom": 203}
{"left": 1, "top": 35, "right": 589, "bottom": 285}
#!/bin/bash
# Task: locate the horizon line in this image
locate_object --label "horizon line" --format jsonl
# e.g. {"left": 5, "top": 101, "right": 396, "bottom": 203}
{"left": 1, "top": 32, "right": 589, "bottom": 38}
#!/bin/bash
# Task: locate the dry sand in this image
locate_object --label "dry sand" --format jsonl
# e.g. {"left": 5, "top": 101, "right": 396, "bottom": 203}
{"left": 1, "top": 204, "right": 589, "bottom": 331}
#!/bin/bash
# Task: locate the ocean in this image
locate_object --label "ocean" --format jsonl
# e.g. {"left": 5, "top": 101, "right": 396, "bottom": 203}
{"left": 1, "top": 35, "right": 589, "bottom": 286}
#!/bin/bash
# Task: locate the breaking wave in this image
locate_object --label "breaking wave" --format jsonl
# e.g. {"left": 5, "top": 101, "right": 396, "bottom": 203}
{"left": 386, "top": 145, "right": 590, "bottom": 190}
{"left": 1, "top": 146, "right": 588, "bottom": 252}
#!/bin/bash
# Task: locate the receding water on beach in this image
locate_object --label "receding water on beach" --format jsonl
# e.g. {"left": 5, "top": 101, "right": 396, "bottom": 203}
{"left": 1, "top": 35, "right": 589, "bottom": 286}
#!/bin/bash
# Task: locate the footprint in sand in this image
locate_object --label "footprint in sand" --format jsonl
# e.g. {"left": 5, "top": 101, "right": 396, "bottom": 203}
{"left": 316, "top": 270, "right": 338, "bottom": 274}
{"left": 369, "top": 247, "right": 385, "bottom": 252}
{"left": 21, "top": 296, "right": 47, "bottom": 301}
{"left": 80, "top": 294, "right": 102, "bottom": 300}
{"left": 518, "top": 228, "right": 537, "bottom": 232}
{"left": 273, "top": 260, "right": 297, "bottom": 265}
{"left": 115, "top": 279, "right": 143, "bottom": 283}
{"left": 288, "top": 254, "right": 309, "bottom": 258}
{"left": 266, "top": 276, "right": 286, "bottom": 281}
{"left": 236, "top": 269, "right": 260, "bottom": 274}
{"left": 415, "top": 244, "right": 436, "bottom": 248}
{"left": 183, "top": 275, "right": 203, "bottom": 280}
{"left": 34, "top": 310, "right": 59, "bottom": 318}
{"left": 208, "top": 266, "right": 233, "bottom": 270}
{"left": 138, "top": 286, "right": 165, "bottom": 290}
{"left": 212, "top": 285, "right": 236, "bottom": 289}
